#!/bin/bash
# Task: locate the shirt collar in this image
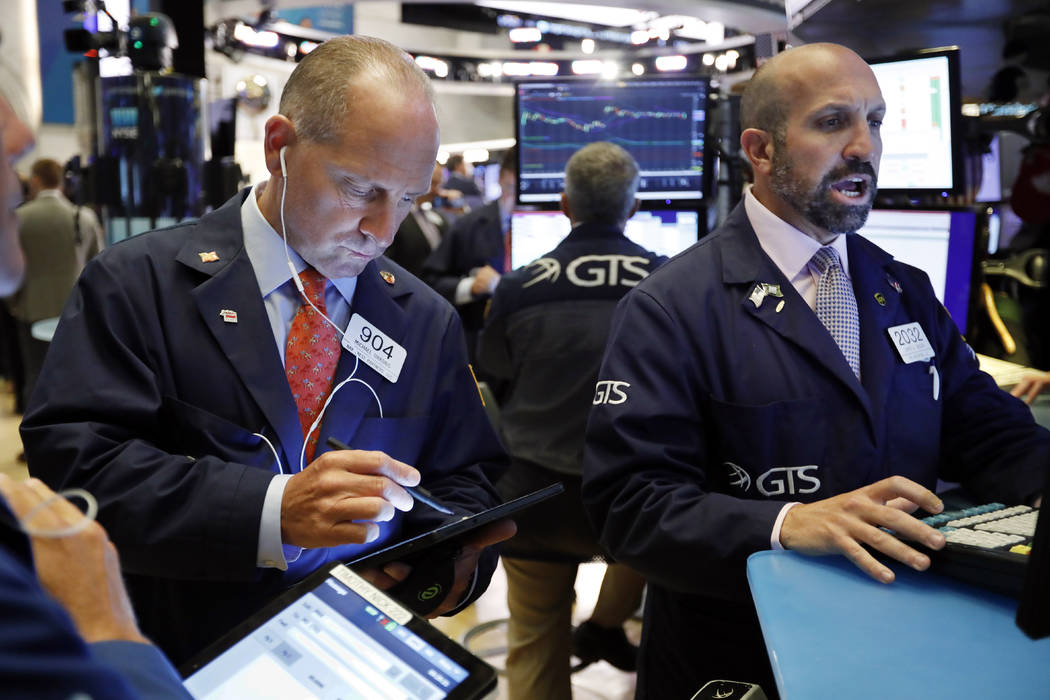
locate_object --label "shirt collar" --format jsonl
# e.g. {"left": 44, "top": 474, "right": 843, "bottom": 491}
{"left": 744, "top": 188, "right": 850, "bottom": 280}
{"left": 241, "top": 182, "right": 357, "bottom": 302}
{"left": 36, "top": 189, "right": 65, "bottom": 200}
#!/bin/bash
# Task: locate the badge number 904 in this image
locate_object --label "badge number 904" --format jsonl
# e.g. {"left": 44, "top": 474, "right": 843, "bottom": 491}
{"left": 343, "top": 313, "right": 407, "bottom": 383}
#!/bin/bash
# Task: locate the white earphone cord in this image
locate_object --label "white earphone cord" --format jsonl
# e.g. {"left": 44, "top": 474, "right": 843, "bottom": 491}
{"left": 275, "top": 146, "right": 384, "bottom": 473}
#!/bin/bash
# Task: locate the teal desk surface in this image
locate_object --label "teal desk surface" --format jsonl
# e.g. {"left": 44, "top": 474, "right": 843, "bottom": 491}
{"left": 747, "top": 550, "right": 1050, "bottom": 699}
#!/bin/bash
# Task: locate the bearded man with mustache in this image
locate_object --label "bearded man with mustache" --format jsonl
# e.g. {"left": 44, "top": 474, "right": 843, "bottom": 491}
{"left": 581, "top": 42, "right": 1049, "bottom": 699}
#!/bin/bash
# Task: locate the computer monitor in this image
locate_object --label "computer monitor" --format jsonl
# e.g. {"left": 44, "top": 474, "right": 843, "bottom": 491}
{"left": 510, "top": 209, "right": 699, "bottom": 270}
{"left": 514, "top": 77, "right": 710, "bottom": 206}
{"left": 868, "top": 47, "right": 964, "bottom": 196}
{"left": 857, "top": 208, "right": 980, "bottom": 333}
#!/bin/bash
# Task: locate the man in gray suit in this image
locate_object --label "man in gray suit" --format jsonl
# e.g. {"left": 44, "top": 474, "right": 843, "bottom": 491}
{"left": 7, "top": 158, "right": 89, "bottom": 407}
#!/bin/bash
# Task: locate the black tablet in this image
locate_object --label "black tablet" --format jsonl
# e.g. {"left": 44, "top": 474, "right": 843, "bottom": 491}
{"left": 181, "top": 563, "right": 496, "bottom": 699}
{"left": 347, "top": 482, "right": 565, "bottom": 571}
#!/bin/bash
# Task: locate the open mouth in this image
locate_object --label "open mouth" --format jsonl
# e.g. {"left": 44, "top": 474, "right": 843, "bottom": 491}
{"left": 830, "top": 176, "right": 869, "bottom": 199}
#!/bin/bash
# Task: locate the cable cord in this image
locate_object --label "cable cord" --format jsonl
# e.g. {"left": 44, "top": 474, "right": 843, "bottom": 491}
{"left": 277, "top": 147, "right": 385, "bottom": 472}
{"left": 19, "top": 488, "right": 98, "bottom": 538}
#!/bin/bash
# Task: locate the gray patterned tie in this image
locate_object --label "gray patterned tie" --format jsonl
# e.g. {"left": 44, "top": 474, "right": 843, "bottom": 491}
{"left": 811, "top": 246, "right": 861, "bottom": 378}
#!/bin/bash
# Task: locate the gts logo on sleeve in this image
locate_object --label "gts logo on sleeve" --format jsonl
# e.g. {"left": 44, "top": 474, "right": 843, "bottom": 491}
{"left": 524, "top": 255, "right": 652, "bottom": 288}
{"left": 724, "top": 462, "right": 822, "bottom": 496}
{"left": 593, "top": 380, "right": 630, "bottom": 405}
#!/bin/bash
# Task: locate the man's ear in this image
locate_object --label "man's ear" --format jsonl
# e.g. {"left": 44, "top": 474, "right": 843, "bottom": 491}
{"left": 263, "top": 115, "right": 297, "bottom": 178}
{"left": 740, "top": 128, "right": 775, "bottom": 178}
{"left": 559, "top": 191, "right": 573, "bottom": 223}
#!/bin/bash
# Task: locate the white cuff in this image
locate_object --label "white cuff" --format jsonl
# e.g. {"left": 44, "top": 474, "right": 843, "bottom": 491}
{"left": 257, "top": 473, "right": 301, "bottom": 569}
{"left": 771, "top": 502, "right": 801, "bottom": 551}
{"left": 454, "top": 276, "right": 476, "bottom": 305}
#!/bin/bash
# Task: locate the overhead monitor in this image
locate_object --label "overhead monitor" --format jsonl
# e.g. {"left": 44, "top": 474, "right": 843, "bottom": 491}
{"left": 515, "top": 77, "right": 709, "bottom": 206}
{"left": 857, "top": 208, "right": 980, "bottom": 333}
{"left": 867, "top": 47, "right": 963, "bottom": 197}
{"left": 510, "top": 209, "right": 699, "bottom": 270}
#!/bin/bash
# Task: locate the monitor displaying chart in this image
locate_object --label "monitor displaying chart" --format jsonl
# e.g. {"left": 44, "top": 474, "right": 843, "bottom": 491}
{"left": 515, "top": 78, "right": 709, "bottom": 204}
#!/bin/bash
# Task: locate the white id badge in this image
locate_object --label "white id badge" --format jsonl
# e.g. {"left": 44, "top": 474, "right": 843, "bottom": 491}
{"left": 887, "top": 322, "right": 934, "bottom": 363}
{"left": 341, "top": 313, "right": 407, "bottom": 382}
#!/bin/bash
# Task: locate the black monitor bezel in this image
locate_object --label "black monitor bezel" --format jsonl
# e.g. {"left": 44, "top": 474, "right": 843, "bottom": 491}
{"left": 513, "top": 73, "right": 713, "bottom": 211}
{"left": 866, "top": 46, "right": 965, "bottom": 198}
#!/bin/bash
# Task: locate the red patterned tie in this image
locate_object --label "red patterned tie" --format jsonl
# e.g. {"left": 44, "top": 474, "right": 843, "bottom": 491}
{"left": 284, "top": 268, "right": 340, "bottom": 463}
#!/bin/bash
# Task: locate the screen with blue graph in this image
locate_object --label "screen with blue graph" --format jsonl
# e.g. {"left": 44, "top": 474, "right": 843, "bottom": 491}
{"left": 515, "top": 78, "right": 709, "bottom": 205}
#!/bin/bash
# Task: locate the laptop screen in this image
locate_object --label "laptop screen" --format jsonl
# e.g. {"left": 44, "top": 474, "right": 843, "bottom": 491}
{"left": 183, "top": 565, "right": 472, "bottom": 699}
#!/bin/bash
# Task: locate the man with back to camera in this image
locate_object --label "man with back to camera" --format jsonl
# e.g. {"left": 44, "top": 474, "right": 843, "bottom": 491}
{"left": 582, "top": 43, "right": 1050, "bottom": 698}
{"left": 423, "top": 147, "right": 516, "bottom": 366}
{"left": 0, "top": 88, "right": 187, "bottom": 699}
{"left": 477, "top": 142, "right": 657, "bottom": 700}
{"left": 21, "top": 35, "right": 514, "bottom": 664}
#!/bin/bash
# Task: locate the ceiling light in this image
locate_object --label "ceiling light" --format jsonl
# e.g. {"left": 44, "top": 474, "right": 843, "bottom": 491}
{"left": 233, "top": 23, "right": 279, "bottom": 49}
{"left": 655, "top": 55, "right": 688, "bottom": 72}
{"left": 415, "top": 55, "right": 449, "bottom": 78}
{"left": 714, "top": 54, "right": 729, "bottom": 71}
{"left": 581, "top": 38, "right": 595, "bottom": 54}
{"left": 632, "top": 63, "right": 645, "bottom": 76}
{"left": 476, "top": 2, "right": 657, "bottom": 28}
{"left": 702, "top": 53, "right": 715, "bottom": 66}
{"left": 631, "top": 30, "right": 649, "bottom": 45}
{"left": 601, "top": 61, "right": 620, "bottom": 79}
{"left": 502, "top": 61, "right": 559, "bottom": 77}
{"left": 509, "top": 27, "right": 542, "bottom": 43}
{"left": 571, "top": 60, "right": 604, "bottom": 75}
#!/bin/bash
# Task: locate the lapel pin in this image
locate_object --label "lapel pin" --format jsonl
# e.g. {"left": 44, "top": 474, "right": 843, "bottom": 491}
{"left": 748, "top": 285, "right": 767, "bottom": 308}
{"left": 776, "top": 300, "right": 785, "bottom": 313}
{"left": 761, "top": 283, "right": 783, "bottom": 298}
{"left": 874, "top": 292, "right": 887, "bottom": 306}
{"left": 380, "top": 270, "right": 396, "bottom": 285}
{"left": 887, "top": 275, "right": 902, "bottom": 294}
{"left": 219, "top": 309, "right": 238, "bottom": 323}
{"left": 198, "top": 251, "right": 220, "bottom": 263}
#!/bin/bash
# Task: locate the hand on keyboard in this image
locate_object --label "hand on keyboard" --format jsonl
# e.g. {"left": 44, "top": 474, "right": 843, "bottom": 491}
{"left": 779, "top": 476, "right": 947, "bottom": 584}
{"left": 1010, "top": 372, "right": 1050, "bottom": 405}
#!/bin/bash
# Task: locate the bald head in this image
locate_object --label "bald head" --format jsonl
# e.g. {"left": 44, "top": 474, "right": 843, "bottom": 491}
{"left": 279, "top": 35, "right": 435, "bottom": 145}
{"left": 741, "top": 43, "right": 873, "bottom": 138}
{"left": 739, "top": 43, "right": 885, "bottom": 242}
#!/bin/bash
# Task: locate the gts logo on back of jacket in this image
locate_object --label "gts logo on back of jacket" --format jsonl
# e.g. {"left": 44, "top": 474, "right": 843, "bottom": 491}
{"left": 523, "top": 254, "right": 653, "bottom": 288}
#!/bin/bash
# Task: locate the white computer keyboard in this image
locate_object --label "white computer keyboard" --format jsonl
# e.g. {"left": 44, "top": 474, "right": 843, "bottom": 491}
{"left": 977, "top": 353, "right": 1040, "bottom": 389}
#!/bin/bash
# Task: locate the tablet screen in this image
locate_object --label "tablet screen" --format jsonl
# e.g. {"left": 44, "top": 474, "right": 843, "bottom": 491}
{"left": 183, "top": 565, "right": 486, "bottom": 699}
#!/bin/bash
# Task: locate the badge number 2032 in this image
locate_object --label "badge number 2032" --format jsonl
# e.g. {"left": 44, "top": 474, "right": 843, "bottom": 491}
{"left": 891, "top": 325, "right": 923, "bottom": 346}
{"left": 342, "top": 313, "right": 407, "bottom": 383}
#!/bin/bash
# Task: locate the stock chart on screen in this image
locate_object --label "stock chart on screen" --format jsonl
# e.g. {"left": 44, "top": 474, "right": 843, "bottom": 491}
{"left": 516, "top": 78, "right": 709, "bottom": 204}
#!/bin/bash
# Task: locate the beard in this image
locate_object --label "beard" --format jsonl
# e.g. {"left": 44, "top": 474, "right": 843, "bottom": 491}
{"left": 769, "top": 142, "right": 878, "bottom": 235}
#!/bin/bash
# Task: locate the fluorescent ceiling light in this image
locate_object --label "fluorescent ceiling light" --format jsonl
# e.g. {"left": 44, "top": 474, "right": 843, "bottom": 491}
{"left": 509, "top": 27, "right": 542, "bottom": 42}
{"left": 571, "top": 59, "right": 605, "bottom": 75}
{"left": 476, "top": 1, "right": 657, "bottom": 28}
{"left": 655, "top": 55, "right": 688, "bottom": 72}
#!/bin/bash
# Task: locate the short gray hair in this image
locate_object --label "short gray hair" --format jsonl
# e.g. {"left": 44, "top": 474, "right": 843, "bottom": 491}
{"left": 564, "top": 142, "right": 639, "bottom": 227}
{"left": 279, "top": 35, "right": 434, "bottom": 144}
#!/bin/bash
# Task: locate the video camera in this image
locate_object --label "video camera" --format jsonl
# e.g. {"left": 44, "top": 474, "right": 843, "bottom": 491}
{"left": 63, "top": 1, "right": 178, "bottom": 73}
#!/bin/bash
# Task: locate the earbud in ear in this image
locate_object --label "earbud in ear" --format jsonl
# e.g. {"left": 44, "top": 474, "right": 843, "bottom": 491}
{"left": 279, "top": 145, "right": 288, "bottom": 178}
